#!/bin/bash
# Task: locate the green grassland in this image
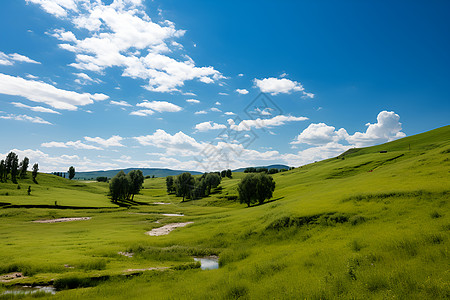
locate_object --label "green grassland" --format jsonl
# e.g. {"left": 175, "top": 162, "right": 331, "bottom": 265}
{"left": 0, "top": 125, "right": 449, "bottom": 299}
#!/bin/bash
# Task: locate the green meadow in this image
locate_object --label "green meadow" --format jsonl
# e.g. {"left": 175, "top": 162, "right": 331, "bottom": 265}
{"left": 0, "top": 125, "right": 449, "bottom": 299}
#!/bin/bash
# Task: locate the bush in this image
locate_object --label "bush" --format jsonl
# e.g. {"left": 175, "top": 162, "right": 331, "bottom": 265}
{"left": 96, "top": 176, "right": 108, "bottom": 182}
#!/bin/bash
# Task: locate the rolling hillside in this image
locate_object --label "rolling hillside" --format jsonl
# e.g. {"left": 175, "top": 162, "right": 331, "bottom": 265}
{"left": 0, "top": 125, "right": 448, "bottom": 299}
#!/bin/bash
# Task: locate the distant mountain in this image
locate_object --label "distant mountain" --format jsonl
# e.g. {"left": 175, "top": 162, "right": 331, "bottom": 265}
{"left": 232, "top": 164, "right": 290, "bottom": 173}
{"left": 70, "top": 168, "right": 202, "bottom": 180}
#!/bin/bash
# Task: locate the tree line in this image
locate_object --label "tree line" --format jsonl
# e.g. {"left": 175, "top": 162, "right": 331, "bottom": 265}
{"left": 0, "top": 152, "right": 39, "bottom": 183}
{"left": 244, "top": 167, "right": 286, "bottom": 174}
{"left": 166, "top": 172, "right": 223, "bottom": 202}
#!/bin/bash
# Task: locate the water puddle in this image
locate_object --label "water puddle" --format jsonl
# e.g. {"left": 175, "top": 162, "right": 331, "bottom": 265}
{"left": 194, "top": 256, "right": 219, "bottom": 270}
{"left": 1, "top": 286, "right": 56, "bottom": 296}
{"left": 161, "top": 213, "right": 184, "bottom": 217}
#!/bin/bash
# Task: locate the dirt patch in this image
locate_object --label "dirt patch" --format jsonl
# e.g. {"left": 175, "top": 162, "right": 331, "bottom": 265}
{"left": 32, "top": 217, "right": 91, "bottom": 223}
{"left": 0, "top": 272, "right": 26, "bottom": 282}
{"left": 118, "top": 251, "right": 134, "bottom": 258}
{"left": 124, "top": 267, "right": 168, "bottom": 272}
{"left": 146, "top": 222, "right": 194, "bottom": 236}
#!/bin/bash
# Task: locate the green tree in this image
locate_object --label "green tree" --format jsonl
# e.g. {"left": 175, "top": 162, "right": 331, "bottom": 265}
{"left": 109, "top": 170, "right": 130, "bottom": 202}
{"left": 175, "top": 172, "right": 194, "bottom": 202}
{"left": 127, "top": 170, "right": 144, "bottom": 201}
{"left": 226, "top": 169, "right": 232, "bottom": 178}
{"left": 220, "top": 170, "right": 227, "bottom": 177}
{"left": 10, "top": 154, "right": 19, "bottom": 184}
{"left": 166, "top": 176, "right": 175, "bottom": 193}
{"left": 238, "top": 173, "right": 275, "bottom": 206}
{"left": 0, "top": 160, "right": 6, "bottom": 182}
{"left": 32, "top": 163, "right": 39, "bottom": 183}
{"left": 268, "top": 168, "right": 278, "bottom": 174}
{"left": 19, "top": 157, "right": 29, "bottom": 178}
{"left": 68, "top": 166, "right": 75, "bottom": 180}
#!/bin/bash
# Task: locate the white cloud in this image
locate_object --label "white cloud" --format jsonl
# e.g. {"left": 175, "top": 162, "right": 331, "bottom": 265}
{"left": 346, "top": 111, "right": 406, "bottom": 147}
{"left": 186, "top": 99, "right": 200, "bottom": 104}
{"left": 238, "top": 73, "right": 244, "bottom": 77}
{"left": 31, "top": 0, "right": 224, "bottom": 93}
{"left": 41, "top": 140, "right": 102, "bottom": 150}
{"left": 195, "top": 121, "right": 226, "bottom": 132}
{"left": 136, "top": 100, "right": 182, "bottom": 112}
{"left": 224, "top": 112, "right": 235, "bottom": 115}
{"left": 0, "top": 73, "right": 108, "bottom": 110}
{"left": 134, "top": 129, "right": 204, "bottom": 156}
{"left": 130, "top": 109, "right": 154, "bottom": 117}
{"left": 218, "top": 92, "right": 228, "bottom": 96}
{"left": 0, "top": 51, "right": 40, "bottom": 65}
{"left": 215, "top": 101, "right": 221, "bottom": 106}
{"left": 0, "top": 113, "right": 52, "bottom": 125}
{"left": 254, "top": 77, "right": 313, "bottom": 98}
{"left": 211, "top": 107, "right": 221, "bottom": 112}
{"left": 11, "top": 102, "right": 60, "bottom": 114}
{"left": 73, "top": 72, "right": 101, "bottom": 85}
{"left": 0, "top": 148, "right": 118, "bottom": 172}
{"left": 291, "top": 123, "right": 348, "bottom": 146}
{"left": 235, "top": 88, "right": 249, "bottom": 95}
{"left": 282, "top": 142, "right": 352, "bottom": 167}
{"left": 110, "top": 100, "right": 132, "bottom": 107}
{"left": 84, "top": 135, "right": 124, "bottom": 147}
{"left": 194, "top": 110, "right": 207, "bottom": 115}
{"left": 229, "top": 115, "right": 308, "bottom": 131}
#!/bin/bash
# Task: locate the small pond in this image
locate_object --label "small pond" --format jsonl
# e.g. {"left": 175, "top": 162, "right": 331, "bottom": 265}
{"left": 194, "top": 256, "right": 219, "bottom": 270}
{"left": 1, "top": 286, "right": 56, "bottom": 296}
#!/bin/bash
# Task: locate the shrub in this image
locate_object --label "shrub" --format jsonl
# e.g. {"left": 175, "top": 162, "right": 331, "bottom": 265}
{"left": 349, "top": 215, "right": 367, "bottom": 225}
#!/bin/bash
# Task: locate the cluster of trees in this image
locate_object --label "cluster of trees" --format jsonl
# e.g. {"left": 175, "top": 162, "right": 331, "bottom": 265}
{"left": 51, "top": 167, "right": 75, "bottom": 180}
{"left": 109, "top": 170, "right": 144, "bottom": 202}
{"left": 96, "top": 176, "right": 108, "bottom": 182}
{"left": 238, "top": 173, "right": 276, "bottom": 207}
{"left": 166, "top": 172, "right": 222, "bottom": 202}
{"left": 52, "top": 172, "right": 66, "bottom": 178}
{"left": 244, "top": 167, "right": 286, "bottom": 174}
{"left": 0, "top": 152, "right": 38, "bottom": 183}
{"left": 220, "top": 169, "right": 232, "bottom": 178}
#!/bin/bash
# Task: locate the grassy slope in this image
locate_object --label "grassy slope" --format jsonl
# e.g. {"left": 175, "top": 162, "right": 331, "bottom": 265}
{"left": 0, "top": 125, "right": 449, "bottom": 299}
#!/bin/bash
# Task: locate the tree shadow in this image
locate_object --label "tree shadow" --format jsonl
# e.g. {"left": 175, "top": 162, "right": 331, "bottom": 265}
{"left": 249, "top": 196, "right": 284, "bottom": 207}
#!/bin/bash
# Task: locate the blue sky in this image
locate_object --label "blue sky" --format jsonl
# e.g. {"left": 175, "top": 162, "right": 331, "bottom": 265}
{"left": 0, "top": 0, "right": 449, "bottom": 172}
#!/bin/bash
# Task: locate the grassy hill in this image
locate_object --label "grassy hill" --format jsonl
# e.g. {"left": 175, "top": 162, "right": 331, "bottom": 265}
{"left": 0, "top": 125, "right": 448, "bottom": 299}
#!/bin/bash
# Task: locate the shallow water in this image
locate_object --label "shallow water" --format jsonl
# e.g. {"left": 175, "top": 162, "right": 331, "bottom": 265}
{"left": 194, "top": 257, "right": 219, "bottom": 270}
{"left": 1, "top": 286, "right": 56, "bottom": 295}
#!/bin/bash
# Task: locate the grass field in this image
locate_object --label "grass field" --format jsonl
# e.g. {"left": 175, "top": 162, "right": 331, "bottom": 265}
{"left": 0, "top": 125, "right": 449, "bottom": 299}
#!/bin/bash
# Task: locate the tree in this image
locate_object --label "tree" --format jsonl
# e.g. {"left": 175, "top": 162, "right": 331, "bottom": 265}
{"left": 10, "top": 155, "right": 19, "bottom": 184}
{"left": 68, "top": 166, "right": 75, "bottom": 180}
{"left": 127, "top": 170, "right": 144, "bottom": 201}
{"left": 96, "top": 176, "right": 108, "bottom": 182}
{"left": 5, "top": 152, "right": 17, "bottom": 175}
{"left": 175, "top": 172, "right": 194, "bottom": 202}
{"left": 109, "top": 170, "right": 130, "bottom": 202}
{"left": 238, "top": 173, "right": 275, "bottom": 207}
{"left": 220, "top": 170, "right": 227, "bottom": 177}
{"left": 268, "top": 168, "right": 278, "bottom": 174}
{"left": 19, "top": 157, "right": 30, "bottom": 179}
{"left": 32, "top": 163, "right": 39, "bottom": 183}
{"left": 226, "top": 169, "right": 232, "bottom": 178}
{"left": 166, "top": 176, "right": 175, "bottom": 193}
{"left": 0, "top": 160, "right": 6, "bottom": 182}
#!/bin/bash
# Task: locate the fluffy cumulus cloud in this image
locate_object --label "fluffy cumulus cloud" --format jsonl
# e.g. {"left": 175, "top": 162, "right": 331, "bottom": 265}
{"left": 195, "top": 121, "right": 226, "bottom": 132}
{"left": 229, "top": 115, "right": 308, "bottom": 131}
{"left": 0, "top": 113, "right": 52, "bottom": 125}
{"left": 235, "top": 88, "right": 249, "bottom": 95}
{"left": 134, "top": 129, "right": 204, "bottom": 156}
{"left": 291, "top": 123, "right": 348, "bottom": 146}
{"left": 73, "top": 72, "right": 102, "bottom": 85}
{"left": 136, "top": 100, "right": 182, "bottom": 112}
{"left": 84, "top": 135, "right": 124, "bottom": 147}
{"left": 0, "top": 73, "right": 108, "bottom": 110}
{"left": 0, "top": 51, "right": 40, "bottom": 65}
{"left": 346, "top": 111, "right": 406, "bottom": 147}
{"left": 254, "top": 77, "right": 314, "bottom": 98}
{"left": 194, "top": 110, "right": 207, "bottom": 115}
{"left": 286, "top": 111, "right": 406, "bottom": 166}
{"left": 30, "top": 0, "right": 224, "bottom": 93}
